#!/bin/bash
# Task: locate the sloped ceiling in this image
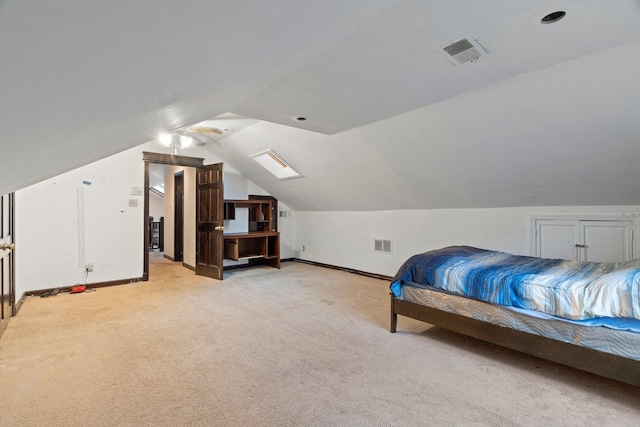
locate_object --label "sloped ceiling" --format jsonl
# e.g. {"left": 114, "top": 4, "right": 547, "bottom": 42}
{"left": 2, "top": 1, "right": 640, "bottom": 211}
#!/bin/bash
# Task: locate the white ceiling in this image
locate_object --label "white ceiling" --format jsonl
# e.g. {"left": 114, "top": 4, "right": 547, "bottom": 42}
{"left": 2, "top": 1, "right": 640, "bottom": 211}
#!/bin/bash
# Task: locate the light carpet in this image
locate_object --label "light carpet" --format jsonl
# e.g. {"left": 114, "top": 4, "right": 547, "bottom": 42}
{"left": 0, "top": 254, "right": 639, "bottom": 426}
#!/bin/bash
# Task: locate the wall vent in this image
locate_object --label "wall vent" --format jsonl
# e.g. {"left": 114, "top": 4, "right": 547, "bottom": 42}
{"left": 441, "top": 36, "right": 487, "bottom": 65}
{"left": 374, "top": 239, "right": 392, "bottom": 254}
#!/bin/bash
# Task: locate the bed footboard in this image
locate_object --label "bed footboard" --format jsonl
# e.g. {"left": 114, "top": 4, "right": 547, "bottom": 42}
{"left": 390, "top": 293, "right": 640, "bottom": 387}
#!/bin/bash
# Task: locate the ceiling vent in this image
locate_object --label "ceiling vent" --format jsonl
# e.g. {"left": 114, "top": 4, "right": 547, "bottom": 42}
{"left": 441, "top": 37, "right": 487, "bottom": 65}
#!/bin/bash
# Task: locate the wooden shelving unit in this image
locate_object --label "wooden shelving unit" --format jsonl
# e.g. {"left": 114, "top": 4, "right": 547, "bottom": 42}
{"left": 222, "top": 198, "right": 280, "bottom": 269}
{"left": 223, "top": 231, "right": 280, "bottom": 268}
{"left": 223, "top": 199, "right": 276, "bottom": 232}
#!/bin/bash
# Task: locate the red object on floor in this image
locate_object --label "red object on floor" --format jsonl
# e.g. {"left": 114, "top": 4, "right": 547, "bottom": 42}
{"left": 71, "top": 285, "right": 86, "bottom": 294}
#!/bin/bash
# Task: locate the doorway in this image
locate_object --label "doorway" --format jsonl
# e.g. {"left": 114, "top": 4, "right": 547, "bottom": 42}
{"left": 174, "top": 171, "right": 184, "bottom": 262}
{"left": 142, "top": 152, "right": 205, "bottom": 280}
{"left": 0, "top": 192, "right": 15, "bottom": 336}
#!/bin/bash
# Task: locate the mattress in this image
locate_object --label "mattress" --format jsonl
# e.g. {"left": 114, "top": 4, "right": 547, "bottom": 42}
{"left": 398, "top": 282, "right": 640, "bottom": 361}
{"left": 391, "top": 246, "right": 640, "bottom": 321}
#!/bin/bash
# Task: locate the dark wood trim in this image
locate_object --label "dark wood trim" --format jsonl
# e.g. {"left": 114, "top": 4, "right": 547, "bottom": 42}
{"left": 143, "top": 161, "right": 150, "bottom": 281}
{"left": 391, "top": 294, "right": 640, "bottom": 387}
{"left": 163, "top": 254, "right": 176, "bottom": 262}
{"left": 293, "top": 259, "right": 392, "bottom": 281}
{"left": 26, "top": 277, "right": 144, "bottom": 297}
{"left": 10, "top": 192, "right": 16, "bottom": 316}
{"left": 182, "top": 262, "right": 196, "bottom": 272}
{"left": 174, "top": 171, "right": 185, "bottom": 262}
{"left": 143, "top": 152, "right": 204, "bottom": 167}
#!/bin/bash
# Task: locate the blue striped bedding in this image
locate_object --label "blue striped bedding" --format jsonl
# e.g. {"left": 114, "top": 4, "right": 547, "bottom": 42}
{"left": 390, "top": 246, "right": 640, "bottom": 321}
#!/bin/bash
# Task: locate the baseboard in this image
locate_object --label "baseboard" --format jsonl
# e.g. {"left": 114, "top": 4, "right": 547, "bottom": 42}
{"left": 291, "top": 259, "right": 392, "bottom": 281}
{"left": 25, "top": 276, "right": 144, "bottom": 297}
{"left": 182, "top": 262, "right": 196, "bottom": 272}
{"left": 163, "top": 254, "right": 175, "bottom": 262}
{"left": 222, "top": 256, "right": 391, "bottom": 281}
{"left": 14, "top": 293, "right": 26, "bottom": 315}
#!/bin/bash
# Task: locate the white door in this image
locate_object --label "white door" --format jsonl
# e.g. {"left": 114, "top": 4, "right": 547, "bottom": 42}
{"left": 533, "top": 216, "right": 634, "bottom": 262}
{"left": 581, "top": 221, "right": 633, "bottom": 262}
{"left": 536, "top": 219, "right": 580, "bottom": 261}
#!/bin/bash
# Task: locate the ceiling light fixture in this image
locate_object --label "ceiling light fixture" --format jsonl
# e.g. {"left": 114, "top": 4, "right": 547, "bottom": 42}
{"left": 157, "top": 131, "right": 194, "bottom": 154}
{"left": 179, "top": 134, "right": 193, "bottom": 149}
{"left": 157, "top": 125, "right": 223, "bottom": 152}
{"left": 158, "top": 133, "right": 172, "bottom": 147}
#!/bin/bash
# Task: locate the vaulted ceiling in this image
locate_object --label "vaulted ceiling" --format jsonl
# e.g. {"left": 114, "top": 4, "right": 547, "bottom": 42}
{"left": 2, "top": 1, "right": 640, "bottom": 210}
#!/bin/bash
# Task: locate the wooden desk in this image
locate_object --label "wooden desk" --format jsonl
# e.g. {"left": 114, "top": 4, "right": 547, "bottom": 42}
{"left": 223, "top": 232, "right": 280, "bottom": 269}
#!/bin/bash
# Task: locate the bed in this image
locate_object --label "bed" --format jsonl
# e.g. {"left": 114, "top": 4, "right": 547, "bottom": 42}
{"left": 389, "top": 246, "right": 640, "bottom": 386}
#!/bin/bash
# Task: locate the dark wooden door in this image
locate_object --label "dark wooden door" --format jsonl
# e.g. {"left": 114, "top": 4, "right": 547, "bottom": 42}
{"left": 196, "top": 163, "right": 224, "bottom": 279}
{"left": 174, "top": 171, "right": 184, "bottom": 262}
{"left": 0, "top": 193, "right": 15, "bottom": 334}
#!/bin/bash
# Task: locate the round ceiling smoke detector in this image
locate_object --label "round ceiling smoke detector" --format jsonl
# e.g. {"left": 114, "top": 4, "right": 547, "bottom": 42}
{"left": 541, "top": 11, "right": 566, "bottom": 24}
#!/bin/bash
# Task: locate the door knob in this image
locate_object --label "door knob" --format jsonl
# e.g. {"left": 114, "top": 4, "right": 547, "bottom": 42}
{"left": 214, "top": 226, "right": 224, "bottom": 231}
{"left": 1, "top": 243, "right": 14, "bottom": 251}
{"left": 575, "top": 243, "right": 586, "bottom": 248}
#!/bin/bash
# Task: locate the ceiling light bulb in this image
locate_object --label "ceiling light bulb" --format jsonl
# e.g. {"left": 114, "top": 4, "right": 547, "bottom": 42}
{"left": 180, "top": 135, "right": 193, "bottom": 148}
{"left": 158, "top": 133, "right": 172, "bottom": 147}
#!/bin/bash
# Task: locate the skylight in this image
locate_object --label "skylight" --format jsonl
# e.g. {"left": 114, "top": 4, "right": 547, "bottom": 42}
{"left": 151, "top": 184, "right": 165, "bottom": 195}
{"left": 250, "top": 149, "right": 302, "bottom": 180}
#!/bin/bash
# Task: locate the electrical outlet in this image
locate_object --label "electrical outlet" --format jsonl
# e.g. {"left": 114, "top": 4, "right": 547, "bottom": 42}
{"left": 85, "top": 263, "right": 93, "bottom": 272}
{"left": 302, "top": 246, "right": 305, "bottom": 251}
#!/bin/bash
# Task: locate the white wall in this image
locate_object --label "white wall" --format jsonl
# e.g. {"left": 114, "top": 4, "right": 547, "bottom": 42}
{"left": 183, "top": 168, "right": 196, "bottom": 268}
{"left": 14, "top": 141, "right": 295, "bottom": 304}
{"left": 14, "top": 132, "right": 636, "bottom": 305}
{"left": 149, "top": 191, "right": 164, "bottom": 221}
{"left": 15, "top": 145, "right": 146, "bottom": 302}
{"left": 163, "top": 166, "right": 176, "bottom": 259}
{"left": 276, "top": 201, "right": 295, "bottom": 259}
{"left": 293, "top": 206, "right": 640, "bottom": 277}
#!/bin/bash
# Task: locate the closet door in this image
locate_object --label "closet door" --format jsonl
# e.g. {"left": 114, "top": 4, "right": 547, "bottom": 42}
{"left": 534, "top": 219, "right": 580, "bottom": 261}
{"left": 581, "top": 220, "right": 633, "bottom": 262}
{"left": 533, "top": 216, "right": 634, "bottom": 262}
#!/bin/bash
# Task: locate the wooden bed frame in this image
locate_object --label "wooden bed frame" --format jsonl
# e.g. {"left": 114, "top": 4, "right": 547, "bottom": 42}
{"left": 390, "top": 293, "right": 640, "bottom": 387}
